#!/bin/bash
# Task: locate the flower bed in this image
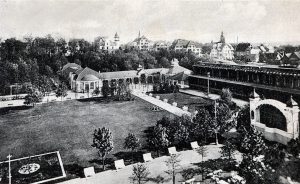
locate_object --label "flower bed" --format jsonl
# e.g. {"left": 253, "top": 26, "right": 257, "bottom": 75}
{"left": 0, "top": 151, "right": 66, "bottom": 184}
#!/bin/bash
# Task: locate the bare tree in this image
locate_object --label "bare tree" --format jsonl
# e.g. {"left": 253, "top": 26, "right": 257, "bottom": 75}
{"left": 165, "top": 154, "right": 181, "bottom": 184}
{"left": 129, "top": 164, "right": 151, "bottom": 184}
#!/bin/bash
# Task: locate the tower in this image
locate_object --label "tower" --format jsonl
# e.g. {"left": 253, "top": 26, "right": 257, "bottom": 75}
{"left": 220, "top": 31, "right": 225, "bottom": 43}
{"left": 114, "top": 32, "right": 120, "bottom": 48}
{"left": 114, "top": 32, "right": 119, "bottom": 42}
{"left": 138, "top": 30, "right": 141, "bottom": 38}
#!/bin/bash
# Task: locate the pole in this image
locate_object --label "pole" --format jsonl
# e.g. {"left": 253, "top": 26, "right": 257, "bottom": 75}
{"left": 7, "top": 154, "right": 12, "bottom": 184}
{"left": 214, "top": 100, "right": 218, "bottom": 145}
{"left": 207, "top": 72, "right": 210, "bottom": 95}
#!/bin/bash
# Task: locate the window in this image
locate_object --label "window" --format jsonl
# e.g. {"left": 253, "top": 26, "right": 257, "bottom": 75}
{"left": 90, "top": 82, "right": 94, "bottom": 90}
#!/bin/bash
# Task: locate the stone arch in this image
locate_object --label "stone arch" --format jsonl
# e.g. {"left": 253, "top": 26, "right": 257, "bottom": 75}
{"left": 250, "top": 97, "right": 300, "bottom": 145}
{"left": 257, "top": 104, "right": 287, "bottom": 131}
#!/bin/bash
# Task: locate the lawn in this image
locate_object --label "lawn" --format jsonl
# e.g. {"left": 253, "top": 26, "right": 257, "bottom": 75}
{"left": 0, "top": 98, "right": 170, "bottom": 172}
{"left": 156, "top": 93, "right": 212, "bottom": 112}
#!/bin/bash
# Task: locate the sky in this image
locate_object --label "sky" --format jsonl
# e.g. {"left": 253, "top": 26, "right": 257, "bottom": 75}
{"left": 0, "top": 0, "right": 300, "bottom": 44}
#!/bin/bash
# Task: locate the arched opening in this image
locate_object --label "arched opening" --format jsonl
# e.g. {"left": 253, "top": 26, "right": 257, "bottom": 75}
{"left": 251, "top": 110, "right": 254, "bottom": 120}
{"left": 258, "top": 104, "right": 287, "bottom": 131}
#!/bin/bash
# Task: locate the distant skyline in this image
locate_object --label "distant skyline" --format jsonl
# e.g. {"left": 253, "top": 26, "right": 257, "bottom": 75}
{"left": 0, "top": 0, "right": 300, "bottom": 44}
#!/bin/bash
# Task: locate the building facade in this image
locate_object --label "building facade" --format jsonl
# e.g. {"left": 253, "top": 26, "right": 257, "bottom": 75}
{"left": 96, "top": 32, "right": 120, "bottom": 51}
{"left": 210, "top": 32, "right": 234, "bottom": 60}
{"left": 172, "top": 39, "right": 202, "bottom": 57}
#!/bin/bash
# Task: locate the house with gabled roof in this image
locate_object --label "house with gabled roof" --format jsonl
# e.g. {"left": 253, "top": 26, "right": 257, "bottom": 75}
{"left": 210, "top": 32, "right": 234, "bottom": 61}
{"left": 94, "top": 32, "right": 120, "bottom": 52}
{"left": 171, "top": 39, "right": 202, "bottom": 57}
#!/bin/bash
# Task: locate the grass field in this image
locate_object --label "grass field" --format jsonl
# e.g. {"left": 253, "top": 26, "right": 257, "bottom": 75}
{"left": 0, "top": 98, "right": 170, "bottom": 171}
{"left": 156, "top": 93, "right": 212, "bottom": 111}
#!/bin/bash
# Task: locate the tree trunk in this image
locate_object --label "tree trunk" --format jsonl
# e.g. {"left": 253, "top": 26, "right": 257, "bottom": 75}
{"left": 102, "top": 156, "right": 105, "bottom": 171}
{"left": 173, "top": 171, "right": 175, "bottom": 184}
{"left": 215, "top": 132, "right": 218, "bottom": 145}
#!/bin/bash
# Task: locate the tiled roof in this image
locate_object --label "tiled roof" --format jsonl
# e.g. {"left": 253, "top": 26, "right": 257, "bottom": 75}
{"left": 76, "top": 67, "right": 101, "bottom": 81}
{"left": 62, "top": 63, "right": 81, "bottom": 73}
{"left": 167, "top": 72, "right": 189, "bottom": 81}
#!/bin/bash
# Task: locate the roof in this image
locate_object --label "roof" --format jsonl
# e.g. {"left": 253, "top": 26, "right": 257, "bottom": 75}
{"left": 81, "top": 74, "right": 99, "bottom": 81}
{"left": 133, "top": 35, "right": 149, "bottom": 43}
{"left": 99, "top": 68, "right": 169, "bottom": 80}
{"left": 172, "top": 39, "right": 201, "bottom": 49}
{"left": 167, "top": 72, "right": 189, "bottom": 81}
{"left": 99, "top": 70, "right": 138, "bottom": 80}
{"left": 76, "top": 67, "right": 101, "bottom": 81}
{"left": 62, "top": 63, "right": 82, "bottom": 73}
{"left": 286, "top": 95, "right": 298, "bottom": 107}
{"left": 168, "top": 65, "right": 192, "bottom": 75}
{"left": 212, "top": 42, "right": 234, "bottom": 51}
{"left": 236, "top": 43, "right": 251, "bottom": 52}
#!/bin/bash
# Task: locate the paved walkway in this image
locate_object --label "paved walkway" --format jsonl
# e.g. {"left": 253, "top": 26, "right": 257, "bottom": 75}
{"left": 0, "top": 84, "right": 152, "bottom": 108}
{"left": 132, "top": 91, "right": 191, "bottom": 117}
{"left": 61, "top": 144, "right": 241, "bottom": 184}
{"left": 180, "top": 89, "right": 249, "bottom": 107}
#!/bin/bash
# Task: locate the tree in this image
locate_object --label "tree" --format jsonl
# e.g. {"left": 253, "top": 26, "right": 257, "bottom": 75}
{"left": 239, "top": 126, "right": 266, "bottom": 159}
{"left": 129, "top": 163, "right": 150, "bottom": 184}
{"left": 210, "top": 103, "right": 233, "bottom": 145}
{"left": 236, "top": 105, "right": 251, "bottom": 132}
{"left": 91, "top": 127, "right": 114, "bottom": 170}
{"left": 264, "top": 143, "right": 285, "bottom": 169}
{"left": 124, "top": 133, "right": 140, "bottom": 162}
{"left": 165, "top": 154, "right": 181, "bottom": 184}
{"left": 24, "top": 88, "right": 42, "bottom": 106}
{"left": 220, "top": 138, "right": 236, "bottom": 161}
{"left": 147, "top": 124, "right": 170, "bottom": 156}
{"left": 101, "top": 81, "right": 110, "bottom": 98}
{"left": 196, "top": 144, "right": 208, "bottom": 181}
{"left": 287, "top": 138, "right": 300, "bottom": 157}
{"left": 55, "top": 82, "right": 68, "bottom": 101}
{"left": 192, "top": 108, "right": 213, "bottom": 143}
{"left": 239, "top": 153, "right": 278, "bottom": 184}
{"left": 93, "top": 87, "right": 100, "bottom": 96}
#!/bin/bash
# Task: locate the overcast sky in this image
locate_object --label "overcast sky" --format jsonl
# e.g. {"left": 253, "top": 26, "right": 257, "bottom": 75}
{"left": 0, "top": 0, "right": 300, "bottom": 44}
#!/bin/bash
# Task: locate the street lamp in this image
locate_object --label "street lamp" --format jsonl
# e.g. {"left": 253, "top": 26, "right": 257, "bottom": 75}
{"left": 207, "top": 72, "right": 210, "bottom": 96}
{"left": 7, "top": 154, "right": 12, "bottom": 184}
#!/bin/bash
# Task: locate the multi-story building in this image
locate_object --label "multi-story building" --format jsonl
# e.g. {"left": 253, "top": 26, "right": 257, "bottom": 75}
{"left": 130, "top": 32, "right": 150, "bottom": 51}
{"left": 171, "top": 39, "right": 202, "bottom": 57}
{"left": 210, "top": 32, "right": 234, "bottom": 61}
{"left": 153, "top": 41, "right": 170, "bottom": 51}
{"left": 95, "top": 32, "right": 120, "bottom": 51}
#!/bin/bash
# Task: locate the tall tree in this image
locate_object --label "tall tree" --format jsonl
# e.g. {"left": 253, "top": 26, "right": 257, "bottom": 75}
{"left": 220, "top": 138, "right": 236, "bottom": 161}
{"left": 147, "top": 124, "right": 170, "bottom": 156}
{"left": 165, "top": 154, "right": 181, "bottom": 184}
{"left": 239, "top": 126, "right": 266, "bottom": 159}
{"left": 210, "top": 103, "right": 233, "bottom": 144}
{"left": 91, "top": 127, "right": 114, "bottom": 170}
{"left": 124, "top": 133, "right": 140, "bottom": 162}
{"left": 55, "top": 82, "right": 68, "bottom": 101}
{"left": 192, "top": 108, "right": 213, "bottom": 143}
{"left": 129, "top": 163, "right": 150, "bottom": 184}
{"left": 24, "top": 88, "right": 42, "bottom": 107}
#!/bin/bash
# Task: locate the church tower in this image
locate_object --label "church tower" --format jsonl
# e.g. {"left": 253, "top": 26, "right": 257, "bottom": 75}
{"left": 114, "top": 32, "right": 120, "bottom": 48}
{"left": 220, "top": 31, "right": 225, "bottom": 43}
{"left": 114, "top": 32, "right": 119, "bottom": 42}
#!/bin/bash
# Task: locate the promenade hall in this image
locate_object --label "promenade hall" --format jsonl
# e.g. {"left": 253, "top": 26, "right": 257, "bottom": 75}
{"left": 189, "top": 63, "right": 300, "bottom": 103}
